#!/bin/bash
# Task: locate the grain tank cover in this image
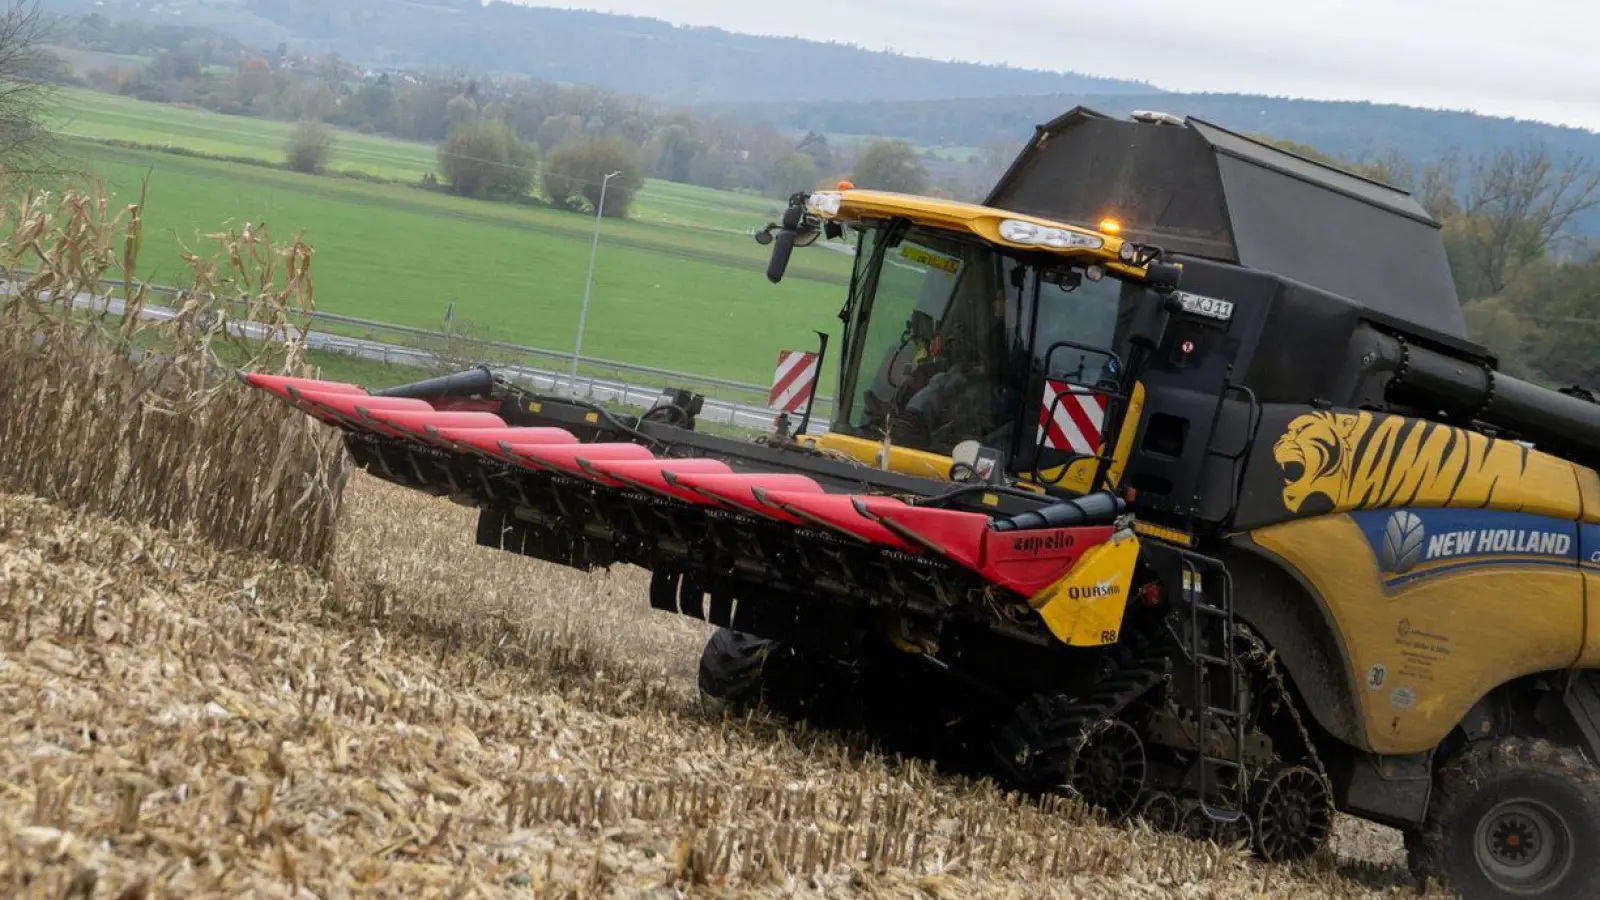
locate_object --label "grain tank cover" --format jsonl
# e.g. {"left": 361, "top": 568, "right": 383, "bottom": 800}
{"left": 985, "top": 107, "right": 1466, "bottom": 337}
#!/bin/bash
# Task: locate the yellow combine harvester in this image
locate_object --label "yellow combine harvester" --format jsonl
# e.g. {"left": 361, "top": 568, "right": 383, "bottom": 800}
{"left": 244, "top": 109, "right": 1600, "bottom": 899}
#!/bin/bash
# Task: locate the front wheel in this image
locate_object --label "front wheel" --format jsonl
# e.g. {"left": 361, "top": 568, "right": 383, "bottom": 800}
{"left": 696, "top": 627, "right": 776, "bottom": 711}
{"left": 695, "top": 628, "right": 864, "bottom": 726}
{"left": 1409, "top": 737, "right": 1600, "bottom": 900}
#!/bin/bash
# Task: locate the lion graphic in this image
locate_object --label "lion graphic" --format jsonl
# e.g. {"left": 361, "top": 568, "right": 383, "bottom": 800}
{"left": 1273, "top": 412, "right": 1362, "bottom": 514}
{"left": 1271, "top": 410, "right": 1525, "bottom": 516}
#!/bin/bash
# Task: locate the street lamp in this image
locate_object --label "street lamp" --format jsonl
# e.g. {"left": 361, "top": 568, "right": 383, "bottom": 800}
{"left": 569, "top": 169, "right": 623, "bottom": 397}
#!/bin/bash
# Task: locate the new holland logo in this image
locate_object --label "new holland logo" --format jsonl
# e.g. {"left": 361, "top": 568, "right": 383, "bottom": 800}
{"left": 1365, "top": 508, "right": 1576, "bottom": 583}
{"left": 1422, "top": 525, "right": 1571, "bottom": 561}
{"left": 1380, "top": 511, "right": 1426, "bottom": 574}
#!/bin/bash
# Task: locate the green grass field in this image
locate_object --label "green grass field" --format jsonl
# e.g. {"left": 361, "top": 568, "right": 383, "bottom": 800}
{"left": 46, "top": 86, "right": 788, "bottom": 232}
{"left": 42, "top": 88, "right": 858, "bottom": 389}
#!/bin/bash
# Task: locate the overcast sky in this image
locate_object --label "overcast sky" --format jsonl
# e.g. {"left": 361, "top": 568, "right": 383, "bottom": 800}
{"left": 538, "top": 1, "right": 1600, "bottom": 132}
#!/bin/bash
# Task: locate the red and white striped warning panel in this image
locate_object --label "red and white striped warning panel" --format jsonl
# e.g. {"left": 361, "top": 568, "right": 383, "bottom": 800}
{"left": 1037, "top": 379, "right": 1107, "bottom": 455}
{"left": 769, "top": 349, "right": 819, "bottom": 413}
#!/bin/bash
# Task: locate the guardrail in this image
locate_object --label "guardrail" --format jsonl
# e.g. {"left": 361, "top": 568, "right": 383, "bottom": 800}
{"left": 6, "top": 271, "right": 835, "bottom": 435}
{"left": 22, "top": 269, "right": 836, "bottom": 420}
{"left": 312, "top": 308, "right": 836, "bottom": 414}
{"left": 308, "top": 331, "right": 831, "bottom": 435}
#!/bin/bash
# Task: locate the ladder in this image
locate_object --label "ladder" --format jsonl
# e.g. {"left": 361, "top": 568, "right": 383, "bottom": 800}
{"left": 1180, "top": 552, "right": 1247, "bottom": 824}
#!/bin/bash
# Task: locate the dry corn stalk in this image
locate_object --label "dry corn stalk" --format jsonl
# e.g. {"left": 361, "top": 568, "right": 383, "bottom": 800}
{"left": 0, "top": 171, "right": 350, "bottom": 573}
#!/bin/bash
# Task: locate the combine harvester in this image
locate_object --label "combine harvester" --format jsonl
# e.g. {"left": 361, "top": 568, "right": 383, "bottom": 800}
{"left": 245, "top": 109, "right": 1600, "bottom": 899}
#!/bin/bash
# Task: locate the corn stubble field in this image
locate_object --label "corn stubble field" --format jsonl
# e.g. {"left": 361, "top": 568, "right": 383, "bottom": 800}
{"left": 0, "top": 184, "right": 1441, "bottom": 898}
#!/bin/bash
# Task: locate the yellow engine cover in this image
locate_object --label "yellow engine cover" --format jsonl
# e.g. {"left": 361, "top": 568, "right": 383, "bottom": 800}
{"left": 1249, "top": 408, "right": 1600, "bottom": 754}
{"left": 1253, "top": 506, "right": 1592, "bottom": 755}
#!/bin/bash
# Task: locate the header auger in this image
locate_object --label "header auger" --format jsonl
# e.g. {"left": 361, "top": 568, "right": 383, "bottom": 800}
{"left": 243, "top": 108, "right": 1600, "bottom": 899}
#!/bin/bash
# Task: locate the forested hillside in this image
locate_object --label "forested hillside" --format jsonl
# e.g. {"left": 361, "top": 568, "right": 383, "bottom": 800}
{"left": 34, "top": 0, "right": 1158, "bottom": 103}
{"left": 710, "top": 92, "right": 1600, "bottom": 178}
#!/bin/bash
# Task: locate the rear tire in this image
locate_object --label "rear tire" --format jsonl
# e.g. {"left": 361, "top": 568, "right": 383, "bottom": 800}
{"left": 1409, "top": 737, "right": 1600, "bottom": 900}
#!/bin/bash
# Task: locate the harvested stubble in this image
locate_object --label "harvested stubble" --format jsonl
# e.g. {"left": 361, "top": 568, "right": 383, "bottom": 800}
{"left": 0, "top": 477, "right": 1445, "bottom": 899}
{"left": 0, "top": 181, "right": 350, "bottom": 573}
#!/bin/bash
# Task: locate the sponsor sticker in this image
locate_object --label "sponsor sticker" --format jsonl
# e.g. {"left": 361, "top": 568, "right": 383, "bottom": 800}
{"left": 900, "top": 243, "right": 960, "bottom": 274}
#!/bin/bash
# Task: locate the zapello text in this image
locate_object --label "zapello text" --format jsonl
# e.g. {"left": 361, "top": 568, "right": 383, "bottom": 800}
{"left": 1010, "top": 530, "right": 1076, "bottom": 555}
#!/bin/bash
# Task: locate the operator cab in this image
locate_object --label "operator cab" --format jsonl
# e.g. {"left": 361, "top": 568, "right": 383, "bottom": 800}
{"left": 758, "top": 188, "right": 1179, "bottom": 496}
{"left": 834, "top": 222, "right": 1149, "bottom": 484}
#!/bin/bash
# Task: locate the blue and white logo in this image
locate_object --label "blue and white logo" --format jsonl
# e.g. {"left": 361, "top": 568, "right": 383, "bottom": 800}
{"left": 1379, "top": 511, "right": 1426, "bottom": 574}
{"left": 1354, "top": 508, "right": 1579, "bottom": 590}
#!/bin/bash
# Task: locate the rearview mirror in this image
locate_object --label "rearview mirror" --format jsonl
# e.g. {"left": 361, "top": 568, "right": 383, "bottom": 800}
{"left": 766, "top": 229, "right": 796, "bottom": 283}
{"left": 759, "top": 193, "right": 822, "bottom": 284}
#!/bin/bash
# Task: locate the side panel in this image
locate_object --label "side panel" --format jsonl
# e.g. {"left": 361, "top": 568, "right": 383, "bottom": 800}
{"left": 1222, "top": 539, "right": 1369, "bottom": 750}
{"left": 1236, "top": 405, "right": 1584, "bottom": 531}
{"left": 1252, "top": 509, "right": 1585, "bottom": 755}
{"left": 1583, "top": 517, "right": 1600, "bottom": 670}
{"left": 1575, "top": 462, "right": 1600, "bottom": 526}
{"left": 1576, "top": 464, "right": 1600, "bottom": 667}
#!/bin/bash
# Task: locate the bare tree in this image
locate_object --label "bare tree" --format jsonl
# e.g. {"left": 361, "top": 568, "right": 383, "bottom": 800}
{"left": 1334, "top": 147, "right": 1463, "bottom": 221}
{"left": 1413, "top": 152, "right": 1464, "bottom": 221}
{"left": 1460, "top": 143, "right": 1600, "bottom": 294}
{"left": 0, "top": 1, "right": 59, "bottom": 171}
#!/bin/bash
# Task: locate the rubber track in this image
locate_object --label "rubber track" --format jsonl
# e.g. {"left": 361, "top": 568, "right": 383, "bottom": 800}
{"left": 1236, "top": 624, "right": 1326, "bottom": 780}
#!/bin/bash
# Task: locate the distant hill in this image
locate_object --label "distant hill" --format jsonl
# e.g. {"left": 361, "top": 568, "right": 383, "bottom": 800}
{"left": 34, "top": 0, "right": 1160, "bottom": 104}
{"left": 706, "top": 92, "right": 1600, "bottom": 170}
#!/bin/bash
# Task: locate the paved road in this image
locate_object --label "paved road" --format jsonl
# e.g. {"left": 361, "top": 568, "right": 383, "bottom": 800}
{"left": 31, "top": 285, "right": 828, "bottom": 435}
